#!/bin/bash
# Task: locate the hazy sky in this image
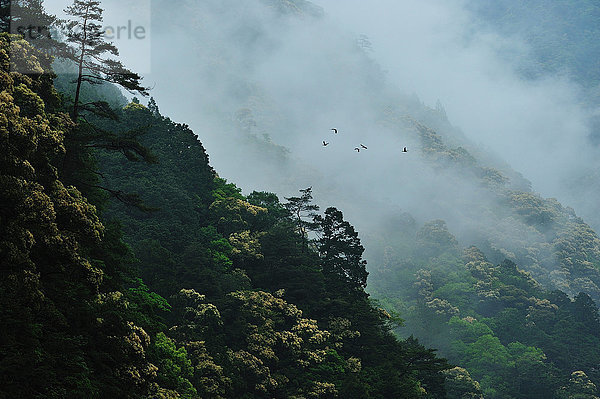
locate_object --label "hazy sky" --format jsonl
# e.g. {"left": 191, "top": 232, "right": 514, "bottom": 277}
{"left": 46, "top": 0, "right": 597, "bottom": 202}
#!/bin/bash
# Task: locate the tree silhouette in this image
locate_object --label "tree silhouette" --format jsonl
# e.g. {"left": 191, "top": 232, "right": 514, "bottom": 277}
{"left": 284, "top": 187, "right": 320, "bottom": 240}
{"left": 316, "top": 207, "right": 369, "bottom": 292}
{"left": 61, "top": 0, "right": 147, "bottom": 120}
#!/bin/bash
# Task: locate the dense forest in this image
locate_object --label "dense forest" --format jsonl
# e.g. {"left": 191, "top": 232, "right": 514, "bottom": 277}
{"left": 2, "top": 0, "right": 600, "bottom": 398}
{"left": 0, "top": 27, "right": 450, "bottom": 399}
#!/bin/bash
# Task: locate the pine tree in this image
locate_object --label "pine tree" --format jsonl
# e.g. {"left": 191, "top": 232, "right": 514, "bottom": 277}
{"left": 316, "top": 207, "right": 369, "bottom": 292}
{"left": 60, "top": 0, "right": 147, "bottom": 120}
{"left": 284, "top": 187, "right": 320, "bottom": 240}
{"left": 148, "top": 96, "right": 160, "bottom": 117}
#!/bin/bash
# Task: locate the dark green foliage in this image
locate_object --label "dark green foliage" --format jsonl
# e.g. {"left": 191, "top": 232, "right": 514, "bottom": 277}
{"left": 0, "top": 34, "right": 157, "bottom": 398}
{"left": 316, "top": 207, "right": 369, "bottom": 293}
{"left": 572, "top": 292, "right": 600, "bottom": 334}
{"left": 246, "top": 190, "right": 290, "bottom": 229}
{"left": 89, "top": 95, "right": 451, "bottom": 397}
{"left": 375, "top": 220, "right": 600, "bottom": 398}
{"left": 0, "top": 0, "right": 63, "bottom": 70}
{"left": 58, "top": 96, "right": 159, "bottom": 211}
{"left": 0, "top": 16, "right": 455, "bottom": 398}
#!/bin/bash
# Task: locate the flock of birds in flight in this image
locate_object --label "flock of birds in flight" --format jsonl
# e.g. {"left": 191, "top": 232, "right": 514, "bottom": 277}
{"left": 323, "top": 128, "right": 408, "bottom": 153}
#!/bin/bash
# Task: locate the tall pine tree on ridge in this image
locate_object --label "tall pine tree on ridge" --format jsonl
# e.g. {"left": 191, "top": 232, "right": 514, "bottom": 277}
{"left": 60, "top": 0, "right": 147, "bottom": 121}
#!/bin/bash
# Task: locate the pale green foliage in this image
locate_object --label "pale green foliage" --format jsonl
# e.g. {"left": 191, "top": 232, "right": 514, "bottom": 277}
{"left": 228, "top": 230, "right": 265, "bottom": 261}
{"left": 123, "top": 101, "right": 148, "bottom": 112}
{"left": 415, "top": 269, "right": 460, "bottom": 317}
{"left": 209, "top": 197, "right": 267, "bottom": 235}
{"left": 96, "top": 292, "right": 160, "bottom": 390}
{"left": 326, "top": 317, "right": 360, "bottom": 349}
{"left": 185, "top": 340, "right": 228, "bottom": 399}
{"left": 5, "top": 36, "right": 48, "bottom": 73}
{"left": 114, "top": 322, "right": 158, "bottom": 387}
{"left": 227, "top": 290, "right": 347, "bottom": 397}
{"left": 13, "top": 83, "right": 45, "bottom": 117}
{"left": 169, "top": 289, "right": 230, "bottom": 398}
{"left": 425, "top": 297, "right": 460, "bottom": 317}
{"left": 556, "top": 371, "right": 600, "bottom": 399}
{"left": 416, "top": 220, "right": 459, "bottom": 259}
{"left": 443, "top": 367, "right": 484, "bottom": 399}
{"left": 170, "top": 289, "right": 223, "bottom": 338}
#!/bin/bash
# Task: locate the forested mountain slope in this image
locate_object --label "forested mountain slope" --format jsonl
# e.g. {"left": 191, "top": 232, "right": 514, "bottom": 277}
{"left": 465, "top": 0, "right": 600, "bottom": 236}
{"left": 137, "top": 1, "right": 600, "bottom": 397}
{"left": 143, "top": 0, "right": 600, "bottom": 301}
{"left": 3, "top": 0, "right": 600, "bottom": 397}
{"left": 466, "top": 0, "right": 600, "bottom": 88}
{"left": 0, "top": 33, "right": 452, "bottom": 398}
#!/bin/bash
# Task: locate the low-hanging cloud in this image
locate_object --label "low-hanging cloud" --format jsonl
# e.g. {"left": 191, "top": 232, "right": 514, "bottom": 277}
{"left": 314, "top": 0, "right": 598, "bottom": 206}
{"left": 56, "top": 0, "right": 599, "bottom": 293}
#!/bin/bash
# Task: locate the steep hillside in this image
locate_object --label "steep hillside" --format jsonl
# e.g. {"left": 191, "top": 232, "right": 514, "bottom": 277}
{"left": 5, "top": 0, "right": 600, "bottom": 397}
{"left": 136, "top": 1, "right": 600, "bottom": 397}
{"left": 464, "top": 0, "right": 600, "bottom": 235}
{"left": 0, "top": 33, "right": 159, "bottom": 398}
{"left": 143, "top": 0, "right": 600, "bottom": 300}
{"left": 1, "top": 33, "right": 452, "bottom": 398}
{"left": 467, "top": 0, "right": 600, "bottom": 88}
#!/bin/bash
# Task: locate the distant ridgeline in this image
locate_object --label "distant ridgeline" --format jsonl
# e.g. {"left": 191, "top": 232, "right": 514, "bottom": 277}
{"left": 147, "top": 0, "right": 600, "bottom": 303}
{"left": 386, "top": 115, "right": 600, "bottom": 302}
{"left": 369, "top": 107, "right": 600, "bottom": 397}
{"left": 467, "top": 0, "right": 600, "bottom": 88}
{"left": 364, "top": 111, "right": 600, "bottom": 397}
{"left": 1, "top": 34, "right": 453, "bottom": 398}
{"left": 466, "top": 0, "right": 600, "bottom": 152}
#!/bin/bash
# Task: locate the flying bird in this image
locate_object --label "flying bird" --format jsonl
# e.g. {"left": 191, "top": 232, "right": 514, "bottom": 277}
{"left": 360, "top": 144, "right": 368, "bottom": 149}
{"left": 402, "top": 147, "right": 408, "bottom": 152}
{"left": 331, "top": 128, "right": 338, "bottom": 134}
{"left": 354, "top": 147, "right": 360, "bottom": 152}
{"left": 323, "top": 141, "right": 329, "bottom": 146}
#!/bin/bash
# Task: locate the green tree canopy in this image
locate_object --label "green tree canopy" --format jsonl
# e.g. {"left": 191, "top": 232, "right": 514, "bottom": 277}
{"left": 316, "top": 207, "right": 369, "bottom": 293}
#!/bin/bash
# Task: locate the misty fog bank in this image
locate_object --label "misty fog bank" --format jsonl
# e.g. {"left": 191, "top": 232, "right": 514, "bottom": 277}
{"left": 314, "top": 0, "right": 599, "bottom": 215}
{"left": 50, "top": 0, "right": 600, "bottom": 296}
{"left": 144, "top": 0, "right": 593, "bottom": 218}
